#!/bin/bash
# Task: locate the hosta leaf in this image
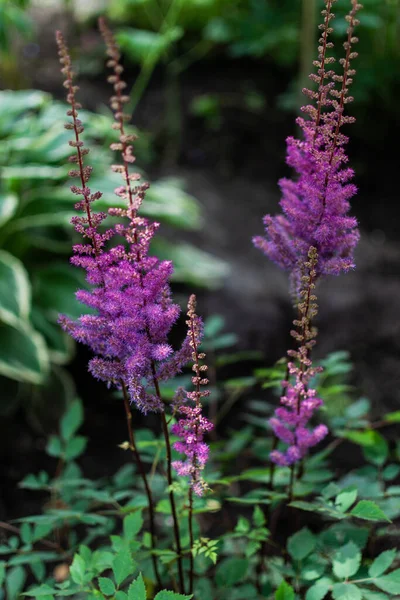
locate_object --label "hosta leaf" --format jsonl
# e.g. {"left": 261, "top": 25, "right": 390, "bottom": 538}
{"left": 0, "top": 193, "right": 18, "bottom": 227}
{"left": 0, "top": 250, "right": 31, "bottom": 323}
{"left": 0, "top": 319, "right": 49, "bottom": 384}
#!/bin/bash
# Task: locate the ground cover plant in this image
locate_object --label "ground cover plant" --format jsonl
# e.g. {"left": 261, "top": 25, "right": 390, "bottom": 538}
{"left": 1, "top": 1, "right": 400, "bottom": 599}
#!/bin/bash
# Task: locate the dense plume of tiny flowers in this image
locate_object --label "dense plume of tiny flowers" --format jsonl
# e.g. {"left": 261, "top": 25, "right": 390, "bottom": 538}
{"left": 253, "top": 0, "right": 362, "bottom": 288}
{"left": 56, "top": 28, "right": 191, "bottom": 414}
{"left": 270, "top": 248, "right": 328, "bottom": 466}
{"left": 172, "top": 296, "right": 213, "bottom": 496}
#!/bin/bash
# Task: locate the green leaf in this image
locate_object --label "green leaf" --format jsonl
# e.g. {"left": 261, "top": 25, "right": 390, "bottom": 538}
{"left": 6, "top": 565, "right": 26, "bottom": 600}
{"left": 335, "top": 487, "right": 358, "bottom": 513}
{"left": 46, "top": 435, "right": 62, "bottom": 458}
{"left": 350, "top": 501, "right": 391, "bottom": 522}
{"left": 61, "top": 400, "right": 83, "bottom": 441}
{"left": 0, "top": 250, "right": 31, "bottom": 324}
{"left": 0, "top": 319, "right": 49, "bottom": 384}
{"left": 0, "top": 562, "right": 6, "bottom": 588}
{"left": 0, "top": 193, "right": 18, "bottom": 227}
{"left": 374, "top": 568, "right": 400, "bottom": 594}
{"left": 64, "top": 436, "right": 87, "bottom": 460}
{"left": 154, "top": 592, "right": 192, "bottom": 600}
{"left": 112, "top": 546, "right": 134, "bottom": 587}
{"left": 331, "top": 583, "right": 361, "bottom": 600}
{"left": 384, "top": 410, "right": 400, "bottom": 423}
{"left": 69, "top": 554, "right": 86, "bottom": 585}
{"left": 253, "top": 505, "right": 266, "bottom": 528}
{"left": 116, "top": 27, "right": 183, "bottom": 64}
{"left": 275, "top": 580, "right": 294, "bottom": 600}
{"left": 98, "top": 578, "right": 116, "bottom": 596}
{"left": 288, "top": 527, "right": 316, "bottom": 561}
{"left": 128, "top": 573, "right": 146, "bottom": 600}
{"left": 305, "top": 580, "right": 331, "bottom": 600}
{"left": 124, "top": 512, "right": 144, "bottom": 540}
{"left": 332, "top": 541, "right": 361, "bottom": 579}
{"left": 368, "top": 549, "right": 397, "bottom": 578}
{"left": 363, "top": 433, "right": 389, "bottom": 466}
{"left": 360, "top": 590, "right": 390, "bottom": 599}
{"left": 215, "top": 557, "right": 249, "bottom": 587}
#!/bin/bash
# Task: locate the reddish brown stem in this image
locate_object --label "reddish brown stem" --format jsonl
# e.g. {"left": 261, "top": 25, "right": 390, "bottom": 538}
{"left": 121, "top": 382, "right": 162, "bottom": 588}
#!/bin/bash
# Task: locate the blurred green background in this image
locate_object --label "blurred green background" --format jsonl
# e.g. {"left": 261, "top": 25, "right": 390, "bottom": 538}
{"left": 0, "top": 0, "right": 399, "bottom": 428}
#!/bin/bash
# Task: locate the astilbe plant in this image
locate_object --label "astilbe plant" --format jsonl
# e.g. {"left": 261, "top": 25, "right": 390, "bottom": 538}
{"left": 253, "top": 0, "right": 363, "bottom": 492}
{"left": 56, "top": 23, "right": 213, "bottom": 594}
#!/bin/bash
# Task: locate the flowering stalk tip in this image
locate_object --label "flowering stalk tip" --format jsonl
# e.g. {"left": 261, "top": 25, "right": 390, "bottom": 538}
{"left": 254, "top": 0, "right": 362, "bottom": 290}
{"left": 172, "top": 295, "right": 213, "bottom": 496}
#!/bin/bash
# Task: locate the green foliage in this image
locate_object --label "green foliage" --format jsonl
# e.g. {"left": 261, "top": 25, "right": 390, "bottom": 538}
{"left": 0, "top": 89, "right": 226, "bottom": 417}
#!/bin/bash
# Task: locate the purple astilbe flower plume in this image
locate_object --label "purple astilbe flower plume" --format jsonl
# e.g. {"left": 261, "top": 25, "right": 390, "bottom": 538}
{"left": 57, "top": 27, "right": 191, "bottom": 414}
{"left": 172, "top": 295, "right": 213, "bottom": 496}
{"left": 253, "top": 0, "right": 362, "bottom": 288}
{"left": 270, "top": 248, "right": 328, "bottom": 467}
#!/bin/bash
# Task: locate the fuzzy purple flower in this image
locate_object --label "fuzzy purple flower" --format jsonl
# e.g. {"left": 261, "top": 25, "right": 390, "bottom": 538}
{"left": 172, "top": 296, "right": 213, "bottom": 496}
{"left": 269, "top": 248, "right": 328, "bottom": 466}
{"left": 254, "top": 0, "right": 362, "bottom": 287}
{"left": 56, "top": 31, "right": 191, "bottom": 414}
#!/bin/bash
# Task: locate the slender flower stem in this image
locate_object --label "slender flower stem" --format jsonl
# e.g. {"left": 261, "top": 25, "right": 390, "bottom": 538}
{"left": 188, "top": 487, "right": 194, "bottom": 595}
{"left": 160, "top": 409, "right": 185, "bottom": 594}
{"left": 121, "top": 382, "right": 162, "bottom": 589}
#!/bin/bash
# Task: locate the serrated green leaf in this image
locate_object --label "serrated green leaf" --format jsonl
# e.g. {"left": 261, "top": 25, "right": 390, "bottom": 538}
{"left": 305, "top": 580, "right": 331, "bottom": 600}
{"left": 335, "top": 487, "right": 358, "bottom": 513}
{"left": 112, "top": 546, "right": 134, "bottom": 586}
{"left": 154, "top": 592, "right": 192, "bottom": 600}
{"left": 124, "top": 512, "right": 144, "bottom": 540}
{"left": 288, "top": 527, "right": 316, "bottom": 561}
{"left": 350, "top": 501, "right": 391, "bottom": 522}
{"left": 64, "top": 436, "right": 87, "bottom": 460}
{"left": 331, "top": 583, "right": 361, "bottom": 600}
{"left": 128, "top": 573, "right": 146, "bottom": 600}
{"left": 215, "top": 557, "right": 249, "bottom": 587}
{"left": 98, "top": 577, "right": 116, "bottom": 596}
{"left": 275, "top": 580, "right": 294, "bottom": 600}
{"left": 360, "top": 590, "right": 390, "bottom": 599}
{"left": 61, "top": 400, "right": 83, "bottom": 441}
{"left": 46, "top": 435, "right": 62, "bottom": 458}
{"left": 69, "top": 554, "right": 86, "bottom": 585}
{"left": 368, "top": 549, "right": 397, "bottom": 578}
{"left": 374, "top": 568, "right": 400, "bottom": 594}
{"left": 253, "top": 505, "right": 266, "bottom": 528}
{"left": 332, "top": 541, "right": 361, "bottom": 579}
{"left": 6, "top": 565, "right": 26, "bottom": 600}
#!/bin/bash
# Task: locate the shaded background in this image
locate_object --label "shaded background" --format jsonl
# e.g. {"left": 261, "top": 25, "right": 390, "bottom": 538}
{"left": 0, "top": 0, "right": 399, "bottom": 519}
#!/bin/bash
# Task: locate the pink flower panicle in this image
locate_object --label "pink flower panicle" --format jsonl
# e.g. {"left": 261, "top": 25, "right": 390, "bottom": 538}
{"left": 269, "top": 248, "right": 328, "bottom": 466}
{"left": 57, "top": 26, "right": 190, "bottom": 413}
{"left": 253, "top": 0, "right": 362, "bottom": 288}
{"left": 172, "top": 295, "right": 213, "bottom": 496}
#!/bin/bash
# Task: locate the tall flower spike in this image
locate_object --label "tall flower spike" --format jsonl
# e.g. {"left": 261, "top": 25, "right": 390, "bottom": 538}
{"left": 269, "top": 248, "right": 328, "bottom": 467}
{"left": 57, "top": 28, "right": 189, "bottom": 413}
{"left": 172, "top": 295, "right": 213, "bottom": 496}
{"left": 253, "top": 0, "right": 362, "bottom": 291}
